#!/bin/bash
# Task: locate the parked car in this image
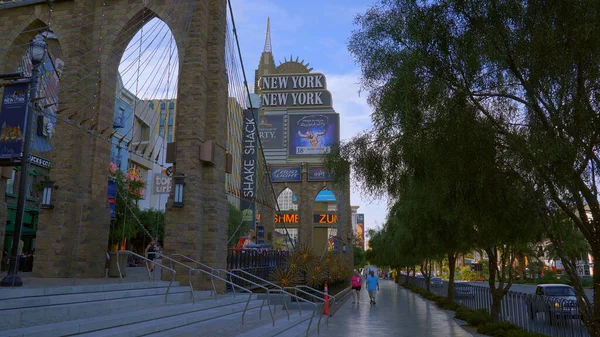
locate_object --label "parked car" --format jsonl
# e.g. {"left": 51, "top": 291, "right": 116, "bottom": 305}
{"left": 454, "top": 281, "right": 474, "bottom": 298}
{"left": 431, "top": 277, "right": 443, "bottom": 288}
{"left": 529, "top": 284, "right": 579, "bottom": 323}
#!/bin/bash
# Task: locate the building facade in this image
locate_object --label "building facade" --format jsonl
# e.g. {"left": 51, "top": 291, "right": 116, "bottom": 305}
{"left": 227, "top": 97, "right": 243, "bottom": 209}
{"left": 253, "top": 19, "right": 352, "bottom": 258}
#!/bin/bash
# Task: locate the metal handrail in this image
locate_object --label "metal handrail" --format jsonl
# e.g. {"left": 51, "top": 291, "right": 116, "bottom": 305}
{"left": 115, "top": 250, "right": 176, "bottom": 303}
{"left": 284, "top": 286, "right": 327, "bottom": 333}
{"left": 190, "top": 266, "right": 255, "bottom": 325}
{"left": 230, "top": 268, "right": 325, "bottom": 334}
{"left": 156, "top": 254, "right": 217, "bottom": 304}
{"left": 277, "top": 288, "right": 321, "bottom": 337}
{"left": 295, "top": 285, "right": 336, "bottom": 308}
{"left": 213, "top": 268, "right": 275, "bottom": 326}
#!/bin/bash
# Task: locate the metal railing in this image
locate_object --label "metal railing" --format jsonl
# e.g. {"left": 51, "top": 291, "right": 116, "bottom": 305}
{"left": 402, "top": 275, "right": 589, "bottom": 337}
{"left": 213, "top": 268, "right": 276, "bottom": 326}
{"left": 156, "top": 254, "right": 214, "bottom": 304}
{"left": 230, "top": 268, "right": 328, "bottom": 336}
{"left": 115, "top": 250, "right": 176, "bottom": 303}
{"left": 284, "top": 286, "right": 328, "bottom": 333}
{"left": 165, "top": 253, "right": 257, "bottom": 325}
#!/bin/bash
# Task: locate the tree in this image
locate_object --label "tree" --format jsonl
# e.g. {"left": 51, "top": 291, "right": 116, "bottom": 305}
{"left": 353, "top": 246, "right": 366, "bottom": 268}
{"left": 227, "top": 203, "right": 247, "bottom": 247}
{"left": 108, "top": 169, "right": 145, "bottom": 249}
{"left": 346, "top": 0, "right": 600, "bottom": 332}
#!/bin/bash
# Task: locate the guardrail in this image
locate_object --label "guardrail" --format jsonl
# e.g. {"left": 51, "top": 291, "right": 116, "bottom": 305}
{"left": 214, "top": 268, "right": 277, "bottom": 326}
{"left": 284, "top": 286, "right": 328, "bottom": 333}
{"left": 227, "top": 249, "right": 289, "bottom": 278}
{"left": 402, "top": 275, "right": 589, "bottom": 337}
{"left": 115, "top": 250, "right": 175, "bottom": 303}
{"left": 165, "top": 253, "right": 256, "bottom": 325}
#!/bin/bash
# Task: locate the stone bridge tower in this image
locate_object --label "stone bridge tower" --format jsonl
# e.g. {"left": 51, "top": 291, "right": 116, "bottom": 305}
{"left": 0, "top": 0, "right": 229, "bottom": 284}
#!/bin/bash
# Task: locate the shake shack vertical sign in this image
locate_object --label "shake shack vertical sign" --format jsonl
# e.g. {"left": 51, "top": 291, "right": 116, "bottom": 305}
{"left": 240, "top": 109, "right": 258, "bottom": 228}
{"left": 260, "top": 73, "right": 332, "bottom": 108}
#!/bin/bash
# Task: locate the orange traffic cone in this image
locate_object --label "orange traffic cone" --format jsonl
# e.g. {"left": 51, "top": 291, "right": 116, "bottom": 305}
{"left": 323, "top": 282, "right": 330, "bottom": 316}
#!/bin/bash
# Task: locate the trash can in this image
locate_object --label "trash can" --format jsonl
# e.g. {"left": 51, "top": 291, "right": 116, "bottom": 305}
{"left": 108, "top": 251, "right": 128, "bottom": 277}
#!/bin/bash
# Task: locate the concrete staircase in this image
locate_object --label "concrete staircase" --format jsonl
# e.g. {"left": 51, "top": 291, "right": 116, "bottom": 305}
{"left": 0, "top": 280, "right": 333, "bottom": 337}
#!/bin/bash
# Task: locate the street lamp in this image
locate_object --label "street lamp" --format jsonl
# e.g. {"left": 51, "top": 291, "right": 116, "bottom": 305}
{"left": 1, "top": 34, "right": 47, "bottom": 287}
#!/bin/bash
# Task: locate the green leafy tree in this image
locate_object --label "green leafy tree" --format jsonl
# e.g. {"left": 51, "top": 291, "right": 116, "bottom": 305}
{"left": 344, "top": 0, "right": 600, "bottom": 331}
{"left": 108, "top": 170, "right": 145, "bottom": 248}
{"left": 353, "top": 246, "right": 366, "bottom": 268}
{"left": 227, "top": 203, "right": 247, "bottom": 246}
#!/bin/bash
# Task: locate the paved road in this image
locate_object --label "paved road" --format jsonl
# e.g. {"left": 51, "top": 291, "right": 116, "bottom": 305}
{"left": 323, "top": 279, "right": 472, "bottom": 337}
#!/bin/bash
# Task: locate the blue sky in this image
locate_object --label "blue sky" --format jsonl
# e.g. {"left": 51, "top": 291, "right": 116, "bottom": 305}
{"left": 118, "top": 0, "right": 389, "bottom": 237}
{"left": 232, "top": 0, "right": 388, "bottom": 234}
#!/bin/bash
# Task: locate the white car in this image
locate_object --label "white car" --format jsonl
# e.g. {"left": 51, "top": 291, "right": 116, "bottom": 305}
{"left": 529, "top": 284, "right": 580, "bottom": 323}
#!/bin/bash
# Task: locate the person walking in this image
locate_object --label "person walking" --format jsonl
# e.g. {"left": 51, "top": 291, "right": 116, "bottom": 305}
{"left": 366, "top": 270, "right": 379, "bottom": 304}
{"left": 351, "top": 270, "right": 363, "bottom": 304}
{"left": 144, "top": 239, "right": 160, "bottom": 272}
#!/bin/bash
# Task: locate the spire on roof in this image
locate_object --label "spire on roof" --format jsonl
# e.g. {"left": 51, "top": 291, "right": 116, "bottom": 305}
{"left": 263, "top": 17, "right": 272, "bottom": 53}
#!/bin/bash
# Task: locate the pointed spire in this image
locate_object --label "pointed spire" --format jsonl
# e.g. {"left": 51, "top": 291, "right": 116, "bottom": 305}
{"left": 263, "top": 17, "right": 272, "bottom": 53}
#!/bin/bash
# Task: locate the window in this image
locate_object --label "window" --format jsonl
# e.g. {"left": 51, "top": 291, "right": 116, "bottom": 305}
{"left": 160, "top": 108, "right": 166, "bottom": 126}
{"left": 5, "top": 169, "right": 15, "bottom": 195}
{"left": 114, "top": 107, "right": 125, "bottom": 128}
{"left": 169, "top": 101, "right": 175, "bottom": 109}
{"left": 168, "top": 112, "right": 174, "bottom": 126}
{"left": 167, "top": 126, "right": 173, "bottom": 142}
{"left": 159, "top": 126, "right": 165, "bottom": 137}
{"left": 27, "top": 170, "right": 39, "bottom": 199}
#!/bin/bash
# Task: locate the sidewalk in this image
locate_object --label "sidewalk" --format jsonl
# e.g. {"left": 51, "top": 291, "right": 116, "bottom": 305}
{"left": 324, "top": 279, "right": 474, "bottom": 337}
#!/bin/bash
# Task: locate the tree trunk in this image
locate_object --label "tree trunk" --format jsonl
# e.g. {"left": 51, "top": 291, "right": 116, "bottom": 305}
{"left": 591, "top": 263, "right": 600, "bottom": 336}
{"left": 421, "top": 260, "right": 432, "bottom": 293}
{"left": 490, "top": 290, "right": 503, "bottom": 323}
{"left": 404, "top": 266, "right": 410, "bottom": 285}
{"left": 447, "top": 252, "right": 457, "bottom": 300}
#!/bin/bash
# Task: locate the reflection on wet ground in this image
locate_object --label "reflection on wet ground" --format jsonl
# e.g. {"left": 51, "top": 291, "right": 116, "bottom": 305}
{"left": 324, "top": 280, "right": 472, "bottom": 337}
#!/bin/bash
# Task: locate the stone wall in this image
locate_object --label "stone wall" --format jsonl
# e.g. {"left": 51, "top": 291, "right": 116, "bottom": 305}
{"left": 0, "top": 0, "right": 229, "bottom": 284}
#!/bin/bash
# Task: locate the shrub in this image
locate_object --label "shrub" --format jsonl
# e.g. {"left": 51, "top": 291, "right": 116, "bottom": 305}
{"left": 455, "top": 307, "right": 491, "bottom": 326}
{"left": 455, "top": 307, "right": 471, "bottom": 321}
{"left": 582, "top": 277, "right": 593, "bottom": 288}
{"left": 434, "top": 296, "right": 460, "bottom": 311}
{"left": 477, "top": 322, "right": 521, "bottom": 337}
{"left": 506, "top": 331, "right": 549, "bottom": 337}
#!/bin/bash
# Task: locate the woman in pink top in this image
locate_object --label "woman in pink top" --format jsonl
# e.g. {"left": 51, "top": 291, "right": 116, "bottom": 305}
{"left": 351, "top": 270, "right": 363, "bottom": 304}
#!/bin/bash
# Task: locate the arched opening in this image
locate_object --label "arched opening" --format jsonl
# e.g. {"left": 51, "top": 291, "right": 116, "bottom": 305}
{"left": 108, "top": 16, "right": 179, "bottom": 259}
{"left": 273, "top": 187, "right": 298, "bottom": 249}
{"left": 313, "top": 188, "right": 338, "bottom": 254}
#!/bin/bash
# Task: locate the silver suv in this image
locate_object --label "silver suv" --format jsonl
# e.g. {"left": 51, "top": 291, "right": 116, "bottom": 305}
{"left": 529, "top": 284, "right": 579, "bottom": 324}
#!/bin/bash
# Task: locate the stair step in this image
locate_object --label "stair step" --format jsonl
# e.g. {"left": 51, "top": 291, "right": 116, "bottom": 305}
{"left": 274, "top": 313, "right": 329, "bottom": 337}
{"left": 74, "top": 298, "right": 263, "bottom": 337}
{"left": 0, "top": 287, "right": 206, "bottom": 330}
{"left": 236, "top": 311, "right": 316, "bottom": 337}
{"left": 0, "top": 285, "right": 191, "bottom": 310}
{"left": 1, "top": 294, "right": 251, "bottom": 337}
{"left": 0, "top": 281, "right": 177, "bottom": 300}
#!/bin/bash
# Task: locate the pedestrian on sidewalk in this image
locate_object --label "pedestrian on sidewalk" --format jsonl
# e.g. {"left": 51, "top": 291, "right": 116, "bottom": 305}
{"left": 366, "top": 270, "right": 379, "bottom": 304}
{"left": 351, "top": 270, "right": 363, "bottom": 304}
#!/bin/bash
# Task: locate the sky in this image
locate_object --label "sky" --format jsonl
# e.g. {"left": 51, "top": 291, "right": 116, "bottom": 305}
{"left": 230, "top": 0, "right": 388, "bottom": 234}
{"left": 117, "top": 0, "right": 389, "bottom": 237}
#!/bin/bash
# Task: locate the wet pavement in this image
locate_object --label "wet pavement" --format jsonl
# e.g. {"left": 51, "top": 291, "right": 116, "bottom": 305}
{"left": 324, "top": 279, "right": 473, "bottom": 337}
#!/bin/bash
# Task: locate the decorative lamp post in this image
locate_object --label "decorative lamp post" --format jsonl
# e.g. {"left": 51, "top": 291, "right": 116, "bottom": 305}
{"left": 173, "top": 175, "right": 185, "bottom": 208}
{"left": 1, "top": 34, "right": 47, "bottom": 287}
